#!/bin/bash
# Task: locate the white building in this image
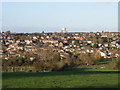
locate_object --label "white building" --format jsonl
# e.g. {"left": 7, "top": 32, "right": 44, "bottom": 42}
{"left": 61, "top": 28, "right": 67, "bottom": 33}
{"left": 100, "top": 51, "right": 106, "bottom": 57}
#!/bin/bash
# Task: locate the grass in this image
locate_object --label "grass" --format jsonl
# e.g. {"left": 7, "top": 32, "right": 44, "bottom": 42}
{"left": 99, "top": 58, "right": 113, "bottom": 64}
{"left": 2, "top": 65, "right": 119, "bottom": 88}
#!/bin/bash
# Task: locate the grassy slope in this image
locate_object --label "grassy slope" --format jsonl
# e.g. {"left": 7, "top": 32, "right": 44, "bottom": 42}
{"left": 2, "top": 65, "right": 119, "bottom": 88}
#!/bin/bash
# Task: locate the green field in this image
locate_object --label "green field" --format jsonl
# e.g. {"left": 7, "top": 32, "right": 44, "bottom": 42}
{"left": 2, "top": 65, "right": 119, "bottom": 88}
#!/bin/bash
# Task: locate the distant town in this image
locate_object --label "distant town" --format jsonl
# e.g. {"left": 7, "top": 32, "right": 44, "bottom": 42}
{"left": 1, "top": 28, "right": 120, "bottom": 72}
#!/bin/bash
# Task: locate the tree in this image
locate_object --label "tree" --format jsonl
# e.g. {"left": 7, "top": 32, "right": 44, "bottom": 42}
{"left": 110, "top": 56, "right": 120, "bottom": 70}
{"left": 42, "top": 31, "right": 44, "bottom": 33}
{"left": 98, "top": 38, "right": 104, "bottom": 44}
{"left": 44, "top": 62, "right": 53, "bottom": 72}
{"left": 93, "top": 51, "right": 101, "bottom": 64}
{"left": 93, "top": 38, "right": 98, "bottom": 44}
{"left": 74, "top": 39, "right": 79, "bottom": 46}
{"left": 36, "top": 48, "right": 61, "bottom": 62}
{"left": 33, "top": 62, "right": 44, "bottom": 72}
{"left": 6, "top": 30, "right": 11, "bottom": 34}
{"left": 78, "top": 53, "right": 94, "bottom": 65}
{"left": 77, "top": 52, "right": 101, "bottom": 66}
{"left": 102, "top": 37, "right": 108, "bottom": 43}
{"left": 2, "top": 46, "right": 7, "bottom": 54}
{"left": 92, "top": 44, "right": 99, "bottom": 48}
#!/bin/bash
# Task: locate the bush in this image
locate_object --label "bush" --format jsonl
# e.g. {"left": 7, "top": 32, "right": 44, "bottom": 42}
{"left": 77, "top": 52, "right": 101, "bottom": 65}
{"left": 33, "top": 62, "right": 44, "bottom": 72}
{"left": 78, "top": 53, "right": 94, "bottom": 65}
{"left": 110, "top": 56, "right": 120, "bottom": 70}
{"left": 44, "top": 62, "right": 53, "bottom": 72}
{"left": 52, "top": 60, "right": 67, "bottom": 71}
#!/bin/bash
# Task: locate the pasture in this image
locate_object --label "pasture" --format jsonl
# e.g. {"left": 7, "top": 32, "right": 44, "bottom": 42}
{"left": 2, "top": 65, "right": 119, "bottom": 88}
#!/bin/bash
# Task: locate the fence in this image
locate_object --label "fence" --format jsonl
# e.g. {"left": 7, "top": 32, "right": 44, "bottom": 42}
{"left": 2, "top": 66, "right": 35, "bottom": 72}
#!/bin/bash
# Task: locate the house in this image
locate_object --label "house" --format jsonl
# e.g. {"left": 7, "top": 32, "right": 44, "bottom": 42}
{"left": 58, "top": 42, "right": 63, "bottom": 47}
{"left": 101, "top": 33, "right": 108, "bottom": 37}
{"left": 25, "top": 40, "right": 32, "bottom": 45}
{"left": 87, "top": 41, "right": 92, "bottom": 44}
{"left": 104, "top": 43, "right": 109, "bottom": 47}
{"left": 42, "top": 40, "right": 58, "bottom": 44}
{"left": 25, "top": 46, "right": 36, "bottom": 52}
{"left": 100, "top": 51, "right": 106, "bottom": 57}
{"left": 33, "top": 36, "right": 37, "bottom": 40}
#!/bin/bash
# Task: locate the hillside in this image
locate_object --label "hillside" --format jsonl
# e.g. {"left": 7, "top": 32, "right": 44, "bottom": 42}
{"left": 2, "top": 65, "right": 119, "bottom": 88}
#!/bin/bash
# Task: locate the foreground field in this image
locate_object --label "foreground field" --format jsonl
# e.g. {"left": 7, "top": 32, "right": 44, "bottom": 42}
{"left": 2, "top": 65, "right": 119, "bottom": 88}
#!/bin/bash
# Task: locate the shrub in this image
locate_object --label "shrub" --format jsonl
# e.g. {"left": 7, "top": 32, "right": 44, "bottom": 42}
{"left": 77, "top": 51, "right": 101, "bottom": 66}
{"left": 110, "top": 56, "right": 120, "bottom": 70}
{"left": 93, "top": 51, "right": 101, "bottom": 64}
{"left": 52, "top": 60, "right": 66, "bottom": 71}
{"left": 44, "top": 62, "right": 53, "bottom": 72}
{"left": 33, "top": 62, "right": 44, "bottom": 72}
{"left": 78, "top": 53, "right": 94, "bottom": 65}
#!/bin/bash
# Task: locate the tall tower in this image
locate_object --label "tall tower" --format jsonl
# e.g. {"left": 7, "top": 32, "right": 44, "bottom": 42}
{"left": 61, "top": 28, "right": 67, "bottom": 33}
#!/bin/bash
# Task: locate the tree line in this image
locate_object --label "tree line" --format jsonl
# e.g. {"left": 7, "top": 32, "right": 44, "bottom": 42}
{"left": 2, "top": 47, "right": 119, "bottom": 72}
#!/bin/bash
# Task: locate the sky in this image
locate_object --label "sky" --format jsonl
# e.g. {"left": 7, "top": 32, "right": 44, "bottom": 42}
{"left": 1, "top": 0, "right": 119, "bottom": 2}
{"left": 2, "top": 2, "right": 118, "bottom": 33}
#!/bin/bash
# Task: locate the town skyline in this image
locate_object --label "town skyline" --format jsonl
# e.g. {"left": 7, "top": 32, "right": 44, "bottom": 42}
{"left": 1, "top": 1, "right": 120, "bottom": 88}
{"left": 2, "top": 28, "right": 119, "bottom": 33}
